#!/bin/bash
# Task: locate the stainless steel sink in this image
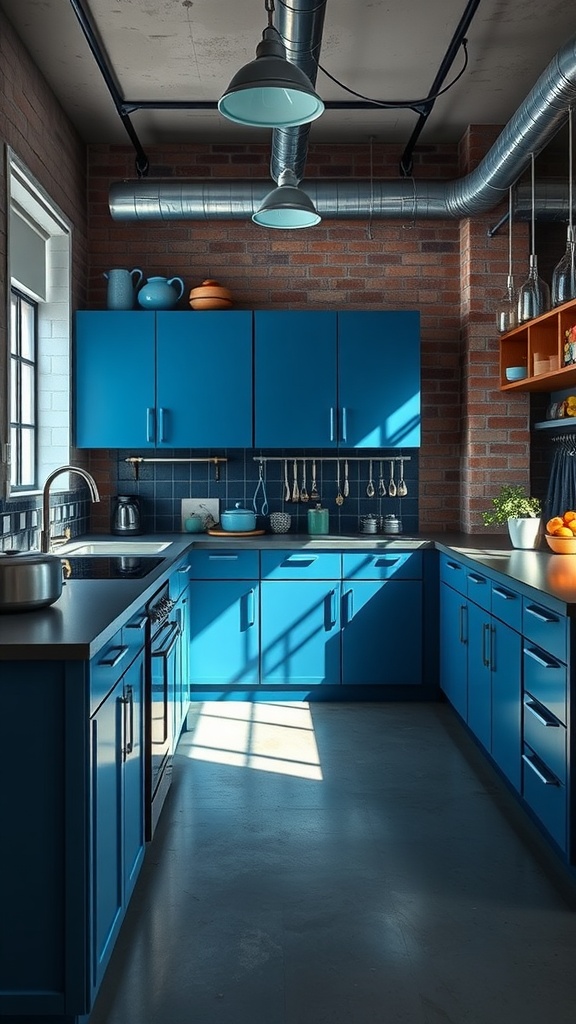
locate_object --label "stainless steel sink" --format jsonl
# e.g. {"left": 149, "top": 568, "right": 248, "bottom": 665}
{"left": 61, "top": 540, "right": 172, "bottom": 555}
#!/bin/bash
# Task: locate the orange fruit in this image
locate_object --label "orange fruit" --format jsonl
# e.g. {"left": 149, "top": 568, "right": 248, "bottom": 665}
{"left": 564, "top": 511, "right": 576, "bottom": 524}
{"left": 568, "top": 521, "right": 576, "bottom": 534}
{"left": 547, "top": 516, "right": 564, "bottom": 534}
{"left": 554, "top": 526, "right": 573, "bottom": 537}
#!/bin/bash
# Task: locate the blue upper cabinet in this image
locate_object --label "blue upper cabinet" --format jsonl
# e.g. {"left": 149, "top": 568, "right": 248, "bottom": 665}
{"left": 75, "top": 310, "right": 253, "bottom": 448}
{"left": 254, "top": 310, "right": 420, "bottom": 448}
{"left": 254, "top": 311, "right": 338, "bottom": 448}
{"left": 338, "top": 311, "right": 421, "bottom": 448}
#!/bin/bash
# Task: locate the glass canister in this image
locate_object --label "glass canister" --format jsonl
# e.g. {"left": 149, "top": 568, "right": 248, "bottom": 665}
{"left": 307, "top": 504, "right": 329, "bottom": 535}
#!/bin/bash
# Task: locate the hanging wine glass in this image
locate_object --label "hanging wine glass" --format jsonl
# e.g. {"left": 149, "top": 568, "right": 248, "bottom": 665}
{"left": 551, "top": 106, "right": 576, "bottom": 307}
{"left": 496, "top": 186, "right": 517, "bottom": 333}
{"left": 517, "top": 152, "right": 551, "bottom": 323}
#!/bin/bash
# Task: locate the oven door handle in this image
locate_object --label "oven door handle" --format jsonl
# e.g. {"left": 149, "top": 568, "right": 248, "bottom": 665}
{"left": 151, "top": 621, "right": 180, "bottom": 660}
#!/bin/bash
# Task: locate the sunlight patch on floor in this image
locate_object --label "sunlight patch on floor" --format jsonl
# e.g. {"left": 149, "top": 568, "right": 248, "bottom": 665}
{"left": 183, "top": 702, "right": 323, "bottom": 780}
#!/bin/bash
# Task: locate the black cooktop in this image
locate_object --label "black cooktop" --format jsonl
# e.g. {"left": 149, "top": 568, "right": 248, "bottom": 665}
{"left": 62, "top": 556, "right": 163, "bottom": 580}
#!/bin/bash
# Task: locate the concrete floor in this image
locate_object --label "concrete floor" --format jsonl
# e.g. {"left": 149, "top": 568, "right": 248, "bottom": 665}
{"left": 90, "top": 702, "right": 576, "bottom": 1024}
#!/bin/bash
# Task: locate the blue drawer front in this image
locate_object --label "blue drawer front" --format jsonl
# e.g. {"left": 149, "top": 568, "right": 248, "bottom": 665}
{"left": 342, "top": 551, "right": 422, "bottom": 581}
{"left": 439, "top": 553, "right": 467, "bottom": 594}
{"left": 490, "top": 581, "right": 522, "bottom": 632}
{"left": 523, "top": 695, "right": 566, "bottom": 784}
{"left": 261, "top": 551, "right": 341, "bottom": 580}
{"left": 466, "top": 570, "right": 491, "bottom": 611}
{"left": 522, "top": 599, "right": 567, "bottom": 663}
{"left": 523, "top": 645, "right": 566, "bottom": 724}
{"left": 122, "top": 608, "right": 148, "bottom": 666}
{"left": 522, "top": 744, "right": 567, "bottom": 851}
{"left": 188, "top": 549, "right": 259, "bottom": 579}
{"left": 90, "top": 628, "right": 131, "bottom": 715}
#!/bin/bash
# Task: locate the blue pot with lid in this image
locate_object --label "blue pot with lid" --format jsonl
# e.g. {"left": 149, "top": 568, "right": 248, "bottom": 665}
{"left": 137, "top": 276, "right": 185, "bottom": 310}
{"left": 220, "top": 503, "right": 257, "bottom": 532}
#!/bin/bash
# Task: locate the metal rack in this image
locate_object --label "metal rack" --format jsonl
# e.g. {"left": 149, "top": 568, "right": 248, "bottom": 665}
{"left": 125, "top": 456, "right": 227, "bottom": 480}
{"left": 252, "top": 455, "right": 411, "bottom": 464}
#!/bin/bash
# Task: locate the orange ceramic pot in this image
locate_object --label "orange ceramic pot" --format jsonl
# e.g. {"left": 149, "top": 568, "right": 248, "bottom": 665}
{"left": 189, "top": 279, "right": 233, "bottom": 310}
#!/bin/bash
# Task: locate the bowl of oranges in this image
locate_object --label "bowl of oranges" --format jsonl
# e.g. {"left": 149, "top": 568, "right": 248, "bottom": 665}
{"left": 545, "top": 511, "right": 576, "bottom": 553}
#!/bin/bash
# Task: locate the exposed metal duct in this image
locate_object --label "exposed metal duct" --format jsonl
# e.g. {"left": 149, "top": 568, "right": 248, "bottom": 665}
{"left": 110, "top": 35, "right": 576, "bottom": 223}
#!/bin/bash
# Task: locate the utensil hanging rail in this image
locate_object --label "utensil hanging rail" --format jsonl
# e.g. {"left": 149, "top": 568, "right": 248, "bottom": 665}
{"left": 125, "top": 456, "right": 227, "bottom": 480}
{"left": 252, "top": 456, "right": 411, "bottom": 463}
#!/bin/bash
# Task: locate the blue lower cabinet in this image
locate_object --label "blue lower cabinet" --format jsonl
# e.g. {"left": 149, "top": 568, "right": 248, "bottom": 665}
{"left": 467, "top": 601, "right": 492, "bottom": 752}
{"left": 341, "top": 580, "right": 422, "bottom": 685}
{"left": 189, "top": 580, "right": 259, "bottom": 685}
{"left": 439, "top": 581, "right": 468, "bottom": 720}
{"left": 260, "top": 581, "right": 341, "bottom": 686}
{"left": 491, "top": 619, "right": 522, "bottom": 791}
{"left": 522, "top": 744, "right": 567, "bottom": 852}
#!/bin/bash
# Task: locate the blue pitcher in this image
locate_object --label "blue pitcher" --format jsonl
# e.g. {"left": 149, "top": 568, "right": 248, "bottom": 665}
{"left": 104, "top": 267, "right": 143, "bottom": 310}
{"left": 137, "top": 276, "right": 185, "bottom": 310}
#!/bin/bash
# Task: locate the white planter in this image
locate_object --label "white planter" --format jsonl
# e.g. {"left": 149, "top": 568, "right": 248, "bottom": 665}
{"left": 507, "top": 517, "right": 542, "bottom": 549}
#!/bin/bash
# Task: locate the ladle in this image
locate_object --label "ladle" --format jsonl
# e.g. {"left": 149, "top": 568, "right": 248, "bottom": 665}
{"left": 378, "top": 460, "right": 386, "bottom": 497}
{"left": 336, "top": 461, "right": 344, "bottom": 505}
{"left": 300, "top": 460, "right": 309, "bottom": 502}
{"left": 292, "top": 459, "right": 300, "bottom": 502}
{"left": 343, "top": 459, "right": 350, "bottom": 498}
{"left": 366, "top": 460, "right": 375, "bottom": 498}
{"left": 388, "top": 460, "right": 397, "bottom": 497}
{"left": 397, "top": 457, "right": 408, "bottom": 497}
{"left": 310, "top": 460, "right": 320, "bottom": 501}
{"left": 284, "top": 460, "right": 291, "bottom": 502}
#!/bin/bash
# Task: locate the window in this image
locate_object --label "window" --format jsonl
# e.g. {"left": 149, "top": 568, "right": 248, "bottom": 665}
{"left": 10, "top": 290, "right": 38, "bottom": 490}
{"left": 5, "top": 149, "right": 72, "bottom": 498}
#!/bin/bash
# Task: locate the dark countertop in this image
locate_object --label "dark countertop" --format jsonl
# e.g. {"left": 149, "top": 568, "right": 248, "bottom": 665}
{"left": 0, "top": 531, "right": 574, "bottom": 661}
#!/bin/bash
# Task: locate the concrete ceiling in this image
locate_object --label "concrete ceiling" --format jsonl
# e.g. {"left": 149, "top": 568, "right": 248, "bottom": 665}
{"left": 1, "top": 0, "right": 575, "bottom": 150}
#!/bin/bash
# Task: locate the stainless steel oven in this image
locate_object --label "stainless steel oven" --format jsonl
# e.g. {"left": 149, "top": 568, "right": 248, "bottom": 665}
{"left": 146, "top": 583, "right": 179, "bottom": 838}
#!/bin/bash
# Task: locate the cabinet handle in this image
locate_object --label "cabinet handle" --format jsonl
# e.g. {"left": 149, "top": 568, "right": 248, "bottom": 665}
{"left": 152, "top": 621, "right": 180, "bottom": 659}
{"left": 343, "top": 588, "right": 354, "bottom": 623}
{"left": 330, "top": 407, "right": 335, "bottom": 442}
{"left": 525, "top": 604, "right": 558, "bottom": 624}
{"left": 121, "top": 684, "right": 134, "bottom": 759}
{"left": 246, "top": 588, "right": 256, "bottom": 627}
{"left": 459, "top": 604, "right": 467, "bottom": 644}
{"left": 446, "top": 561, "right": 463, "bottom": 572}
{"left": 523, "top": 645, "right": 559, "bottom": 669}
{"left": 283, "top": 556, "right": 317, "bottom": 567}
{"left": 125, "top": 614, "right": 147, "bottom": 632}
{"left": 208, "top": 554, "right": 239, "bottom": 560}
{"left": 482, "top": 621, "right": 491, "bottom": 667}
{"left": 177, "top": 566, "right": 189, "bottom": 574}
{"left": 326, "top": 589, "right": 337, "bottom": 629}
{"left": 146, "top": 407, "right": 155, "bottom": 443}
{"left": 98, "top": 645, "right": 129, "bottom": 669}
{"left": 374, "top": 557, "right": 400, "bottom": 567}
{"left": 158, "top": 407, "right": 167, "bottom": 443}
{"left": 524, "top": 697, "right": 560, "bottom": 728}
{"left": 522, "top": 752, "right": 560, "bottom": 786}
{"left": 341, "top": 407, "right": 348, "bottom": 443}
{"left": 492, "top": 586, "right": 516, "bottom": 602}
{"left": 468, "top": 573, "right": 486, "bottom": 585}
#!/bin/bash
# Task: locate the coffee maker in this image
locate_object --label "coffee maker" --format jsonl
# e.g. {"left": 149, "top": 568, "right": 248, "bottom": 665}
{"left": 112, "top": 495, "right": 142, "bottom": 535}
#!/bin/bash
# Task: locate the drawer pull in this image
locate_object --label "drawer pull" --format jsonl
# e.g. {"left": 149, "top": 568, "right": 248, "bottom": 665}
{"left": 98, "top": 645, "right": 129, "bottom": 669}
{"left": 522, "top": 752, "right": 560, "bottom": 786}
{"left": 374, "top": 557, "right": 400, "bottom": 567}
{"left": 283, "top": 557, "right": 317, "bottom": 567}
{"left": 523, "top": 645, "right": 559, "bottom": 669}
{"left": 445, "top": 561, "right": 463, "bottom": 572}
{"left": 525, "top": 604, "right": 558, "bottom": 624}
{"left": 524, "top": 697, "right": 560, "bottom": 728}
{"left": 467, "top": 573, "right": 486, "bottom": 585}
{"left": 459, "top": 604, "right": 467, "bottom": 644}
{"left": 492, "top": 586, "right": 516, "bottom": 602}
{"left": 482, "top": 622, "right": 492, "bottom": 668}
{"left": 246, "top": 588, "right": 256, "bottom": 628}
{"left": 208, "top": 554, "right": 239, "bottom": 561}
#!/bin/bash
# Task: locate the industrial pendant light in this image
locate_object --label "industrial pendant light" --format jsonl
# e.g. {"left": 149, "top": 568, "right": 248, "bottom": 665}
{"left": 218, "top": 0, "right": 324, "bottom": 129}
{"left": 517, "top": 152, "right": 551, "bottom": 324}
{"left": 495, "top": 186, "right": 517, "bottom": 333}
{"left": 252, "top": 169, "right": 321, "bottom": 229}
{"left": 551, "top": 107, "right": 576, "bottom": 307}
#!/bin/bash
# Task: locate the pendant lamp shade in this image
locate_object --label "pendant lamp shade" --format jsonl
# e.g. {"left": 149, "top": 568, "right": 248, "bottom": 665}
{"left": 252, "top": 170, "right": 321, "bottom": 229}
{"left": 218, "top": 27, "right": 324, "bottom": 128}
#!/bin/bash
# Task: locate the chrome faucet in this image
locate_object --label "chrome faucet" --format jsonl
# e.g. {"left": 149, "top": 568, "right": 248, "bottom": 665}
{"left": 41, "top": 465, "right": 101, "bottom": 552}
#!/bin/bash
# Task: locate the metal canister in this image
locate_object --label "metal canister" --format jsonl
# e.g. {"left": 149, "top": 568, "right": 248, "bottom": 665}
{"left": 382, "top": 514, "right": 402, "bottom": 534}
{"left": 359, "top": 514, "right": 378, "bottom": 534}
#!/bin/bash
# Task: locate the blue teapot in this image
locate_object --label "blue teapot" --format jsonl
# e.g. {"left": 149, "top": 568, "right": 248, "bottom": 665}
{"left": 137, "top": 276, "right": 185, "bottom": 310}
{"left": 104, "top": 267, "right": 143, "bottom": 310}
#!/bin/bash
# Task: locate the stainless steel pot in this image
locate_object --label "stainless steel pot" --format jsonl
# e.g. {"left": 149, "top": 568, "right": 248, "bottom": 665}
{"left": 0, "top": 551, "right": 63, "bottom": 612}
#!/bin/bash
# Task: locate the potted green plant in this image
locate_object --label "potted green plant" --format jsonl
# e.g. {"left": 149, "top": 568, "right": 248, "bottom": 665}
{"left": 482, "top": 485, "right": 542, "bottom": 549}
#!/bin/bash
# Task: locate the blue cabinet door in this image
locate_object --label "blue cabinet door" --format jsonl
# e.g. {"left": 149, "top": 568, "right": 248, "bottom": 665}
{"left": 260, "top": 580, "right": 341, "bottom": 685}
{"left": 189, "top": 580, "right": 259, "bottom": 685}
{"left": 439, "top": 582, "right": 468, "bottom": 720}
{"left": 341, "top": 580, "right": 422, "bottom": 685}
{"left": 491, "top": 619, "right": 522, "bottom": 791}
{"left": 122, "top": 654, "right": 145, "bottom": 902}
{"left": 254, "top": 311, "right": 338, "bottom": 447}
{"left": 467, "top": 600, "right": 492, "bottom": 751}
{"left": 75, "top": 311, "right": 156, "bottom": 447}
{"left": 337, "top": 311, "right": 421, "bottom": 447}
{"left": 156, "top": 311, "right": 253, "bottom": 447}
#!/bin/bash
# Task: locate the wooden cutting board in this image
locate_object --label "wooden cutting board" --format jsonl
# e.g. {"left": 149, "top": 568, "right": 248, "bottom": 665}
{"left": 207, "top": 528, "right": 266, "bottom": 537}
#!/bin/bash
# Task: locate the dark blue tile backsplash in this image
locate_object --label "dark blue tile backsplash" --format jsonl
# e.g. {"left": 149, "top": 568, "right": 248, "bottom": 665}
{"left": 113, "top": 447, "right": 420, "bottom": 535}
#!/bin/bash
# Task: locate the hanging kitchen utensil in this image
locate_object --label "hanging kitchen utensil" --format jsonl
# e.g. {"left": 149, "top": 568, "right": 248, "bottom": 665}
{"left": 397, "top": 457, "right": 408, "bottom": 497}
{"left": 343, "top": 459, "right": 350, "bottom": 498}
{"left": 496, "top": 187, "right": 518, "bottom": 333}
{"left": 253, "top": 460, "right": 269, "bottom": 516}
{"left": 366, "top": 460, "right": 375, "bottom": 498}
{"left": 388, "top": 460, "right": 397, "bottom": 497}
{"left": 551, "top": 106, "right": 576, "bottom": 307}
{"left": 300, "top": 460, "right": 309, "bottom": 502}
{"left": 335, "top": 461, "right": 344, "bottom": 505}
{"left": 284, "top": 459, "right": 291, "bottom": 502}
{"left": 310, "top": 459, "right": 320, "bottom": 501}
{"left": 517, "top": 152, "right": 551, "bottom": 323}
{"left": 292, "top": 459, "right": 300, "bottom": 502}
{"left": 378, "top": 460, "right": 386, "bottom": 497}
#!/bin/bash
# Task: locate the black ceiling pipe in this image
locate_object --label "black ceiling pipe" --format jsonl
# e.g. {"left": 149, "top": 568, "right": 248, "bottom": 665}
{"left": 399, "top": 0, "right": 482, "bottom": 177}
